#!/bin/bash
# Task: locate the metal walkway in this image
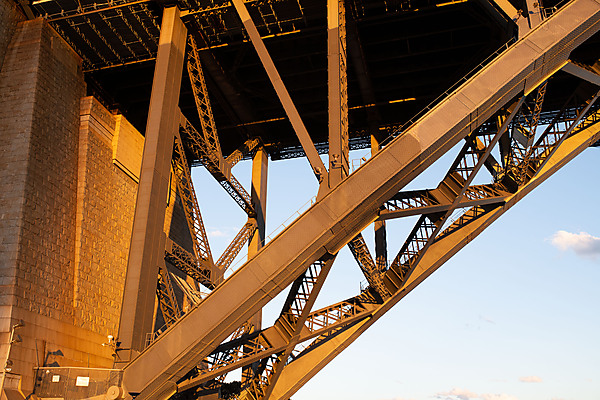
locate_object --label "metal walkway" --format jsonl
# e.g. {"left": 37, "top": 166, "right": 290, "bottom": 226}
{"left": 122, "top": 0, "right": 600, "bottom": 398}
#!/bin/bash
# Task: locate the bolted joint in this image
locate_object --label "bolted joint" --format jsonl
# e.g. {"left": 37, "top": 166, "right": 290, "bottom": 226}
{"left": 314, "top": 167, "right": 324, "bottom": 183}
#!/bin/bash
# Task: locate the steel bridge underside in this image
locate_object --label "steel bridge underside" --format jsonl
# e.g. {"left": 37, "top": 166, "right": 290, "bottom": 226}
{"left": 22, "top": 0, "right": 600, "bottom": 399}
{"left": 114, "top": 0, "right": 600, "bottom": 399}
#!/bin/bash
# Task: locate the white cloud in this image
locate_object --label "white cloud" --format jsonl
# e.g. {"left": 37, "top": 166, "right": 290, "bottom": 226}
{"left": 519, "top": 376, "right": 542, "bottom": 383}
{"left": 550, "top": 230, "right": 600, "bottom": 258}
{"left": 434, "top": 388, "right": 479, "bottom": 400}
{"left": 434, "top": 389, "right": 518, "bottom": 400}
{"left": 206, "top": 226, "right": 240, "bottom": 239}
{"left": 480, "top": 395, "right": 518, "bottom": 400}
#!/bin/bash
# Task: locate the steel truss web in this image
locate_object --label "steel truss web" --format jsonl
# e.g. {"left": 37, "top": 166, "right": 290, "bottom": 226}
{"left": 154, "top": 60, "right": 600, "bottom": 400}
{"left": 168, "top": 84, "right": 600, "bottom": 400}
{"left": 127, "top": 1, "right": 600, "bottom": 399}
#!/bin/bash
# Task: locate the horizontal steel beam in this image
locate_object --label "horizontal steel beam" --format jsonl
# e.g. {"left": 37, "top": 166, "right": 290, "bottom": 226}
{"left": 379, "top": 185, "right": 509, "bottom": 220}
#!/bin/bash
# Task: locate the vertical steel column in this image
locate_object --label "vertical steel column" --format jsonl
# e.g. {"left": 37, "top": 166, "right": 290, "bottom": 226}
{"left": 526, "top": 0, "right": 543, "bottom": 28}
{"left": 249, "top": 146, "right": 268, "bottom": 259}
{"left": 118, "top": 6, "right": 187, "bottom": 356}
{"left": 327, "top": 0, "right": 349, "bottom": 188}
{"left": 242, "top": 146, "right": 268, "bottom": 384}
{"left": 371, "top": 137, "right": 388, "bottom": 272}
{"left": 231, "top": 0, "right": 327, "bottom": 184}
{"left": 248, "top": 146, "right": 268, "bottom": 328}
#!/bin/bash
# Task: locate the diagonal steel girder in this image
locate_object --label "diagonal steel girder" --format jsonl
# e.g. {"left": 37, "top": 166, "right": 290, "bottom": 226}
{"left": 230, "top": 0, "right": 328, "bottom": 184}
{"left": 379, "top": 184, "right": 511, "bottom": 220}
{"left": 121, "top": 3, "right": 600, "bottom": 398}
{"left": 177, "top": 92, "right": 600, "bottom": 393}
{"left": 176, "top": 85, "right": 599, "bottom": 390}
{"left": 265, "top": 109, "right": 600, "bottom": 400}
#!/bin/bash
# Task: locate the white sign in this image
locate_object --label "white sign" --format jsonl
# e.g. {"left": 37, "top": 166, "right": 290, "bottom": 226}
{"left": 75, "top": 376, "right": 90, "bottom": 387}
{"left": 51, "top": 375, "right": 60, "bottom": 383}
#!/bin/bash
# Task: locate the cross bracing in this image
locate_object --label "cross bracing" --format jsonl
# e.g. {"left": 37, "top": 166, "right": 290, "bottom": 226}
{"left": 115, "top": 1, "right": 600, "bottom": 398}
{"left": 18, "top": 0, "right": 600, "bottom": 399}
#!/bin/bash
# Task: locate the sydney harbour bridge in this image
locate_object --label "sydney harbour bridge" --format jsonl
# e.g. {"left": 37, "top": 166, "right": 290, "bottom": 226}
{"left": 0, "top": 0, "right": 599, "bottom": 399}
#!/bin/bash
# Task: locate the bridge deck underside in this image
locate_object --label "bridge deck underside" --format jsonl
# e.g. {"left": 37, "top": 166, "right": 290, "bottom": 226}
{"left": 31, "top": 0, "right": 520, "bottom": 158}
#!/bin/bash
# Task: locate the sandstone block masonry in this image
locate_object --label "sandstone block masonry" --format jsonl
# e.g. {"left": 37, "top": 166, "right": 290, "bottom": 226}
{"left": 0, "top": 0, "right": 24, "bottom": 71}
{"left": 0, "top": 12, "right": 154, "bottom": 397}
{"left": 75, "top": 97, "right": 143, "bottom": 338}
{"left": 0, "top": 15, "right": 87, "bottom": 397}
{"left": 0, "top": 4, "right": 195, "bottom": 398}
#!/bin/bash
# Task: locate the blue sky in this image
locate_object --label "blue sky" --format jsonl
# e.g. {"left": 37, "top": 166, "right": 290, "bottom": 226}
{"left": 192, "top": 142, "right": 600, "bottom": 400}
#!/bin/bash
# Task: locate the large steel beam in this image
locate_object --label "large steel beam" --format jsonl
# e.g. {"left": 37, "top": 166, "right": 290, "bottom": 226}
{"left": 327, "top": 0, "right": 349, "bottom": 188}
{"left": 241, "top": 146, "right": 269, "bottom": 384}
{"left": 121, "top": 3, "right": 600, "bottom": 396}
{"left": 117, "top": 6, "right": 187, "bottom": 356}
{"left": 247, "top": 146, "right": 269, "bottom": 325}
{"left": 249, "top": 146, "right": 268, "bottom": 258}
{"left": 230, "top": 0, "right": 328, "bottom": 184}
{"left": 562, "top": 60, "right": 600, "bottom": 86}
{"left": 267, "top": 118, "right": 600, "bottom": 400}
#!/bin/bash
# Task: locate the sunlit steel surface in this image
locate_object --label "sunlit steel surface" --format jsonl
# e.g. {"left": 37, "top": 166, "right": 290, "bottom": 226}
{"left": 20, "top": 0, "right": 600, "bottom": 399}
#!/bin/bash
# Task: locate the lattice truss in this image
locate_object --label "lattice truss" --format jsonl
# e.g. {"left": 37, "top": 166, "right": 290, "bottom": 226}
{"left": 147, "top": 20, "right": 600, "bottom": 398}
{"left": 154, "top": 32, "right": 265, "bottom": 334}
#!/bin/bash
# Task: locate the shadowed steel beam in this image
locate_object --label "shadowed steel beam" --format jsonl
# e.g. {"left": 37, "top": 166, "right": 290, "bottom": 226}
{"left": 267, "top": 117, "right": 600, "bottom": 400}
{"left": 328, "top": 0, "right": 349, "bottom": 188}
{"left": 347, "top": 234, "right": 388, "bottom": 299}
{"left": 117, "top": 6, "right": 186, "bottom": 356}
{"left": 165, "top": 239, "right": 215, "bottom": 289}
{"left": 562, "top": 60, "right": 600, "bottom": 86}
{"left": 231, "top": 0, "right": 328, "bottom": 184}
{"left": 241, "top": 145, "right": 269, "bottom": 384}
{"left": 121, "top": 4, "right": 600, "bottom": 396}
{"left": 156, "top": 265, "right": 181, "bottom": 328}
{"left": 172, "top": 130, "right": 213, "bottom": 267}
